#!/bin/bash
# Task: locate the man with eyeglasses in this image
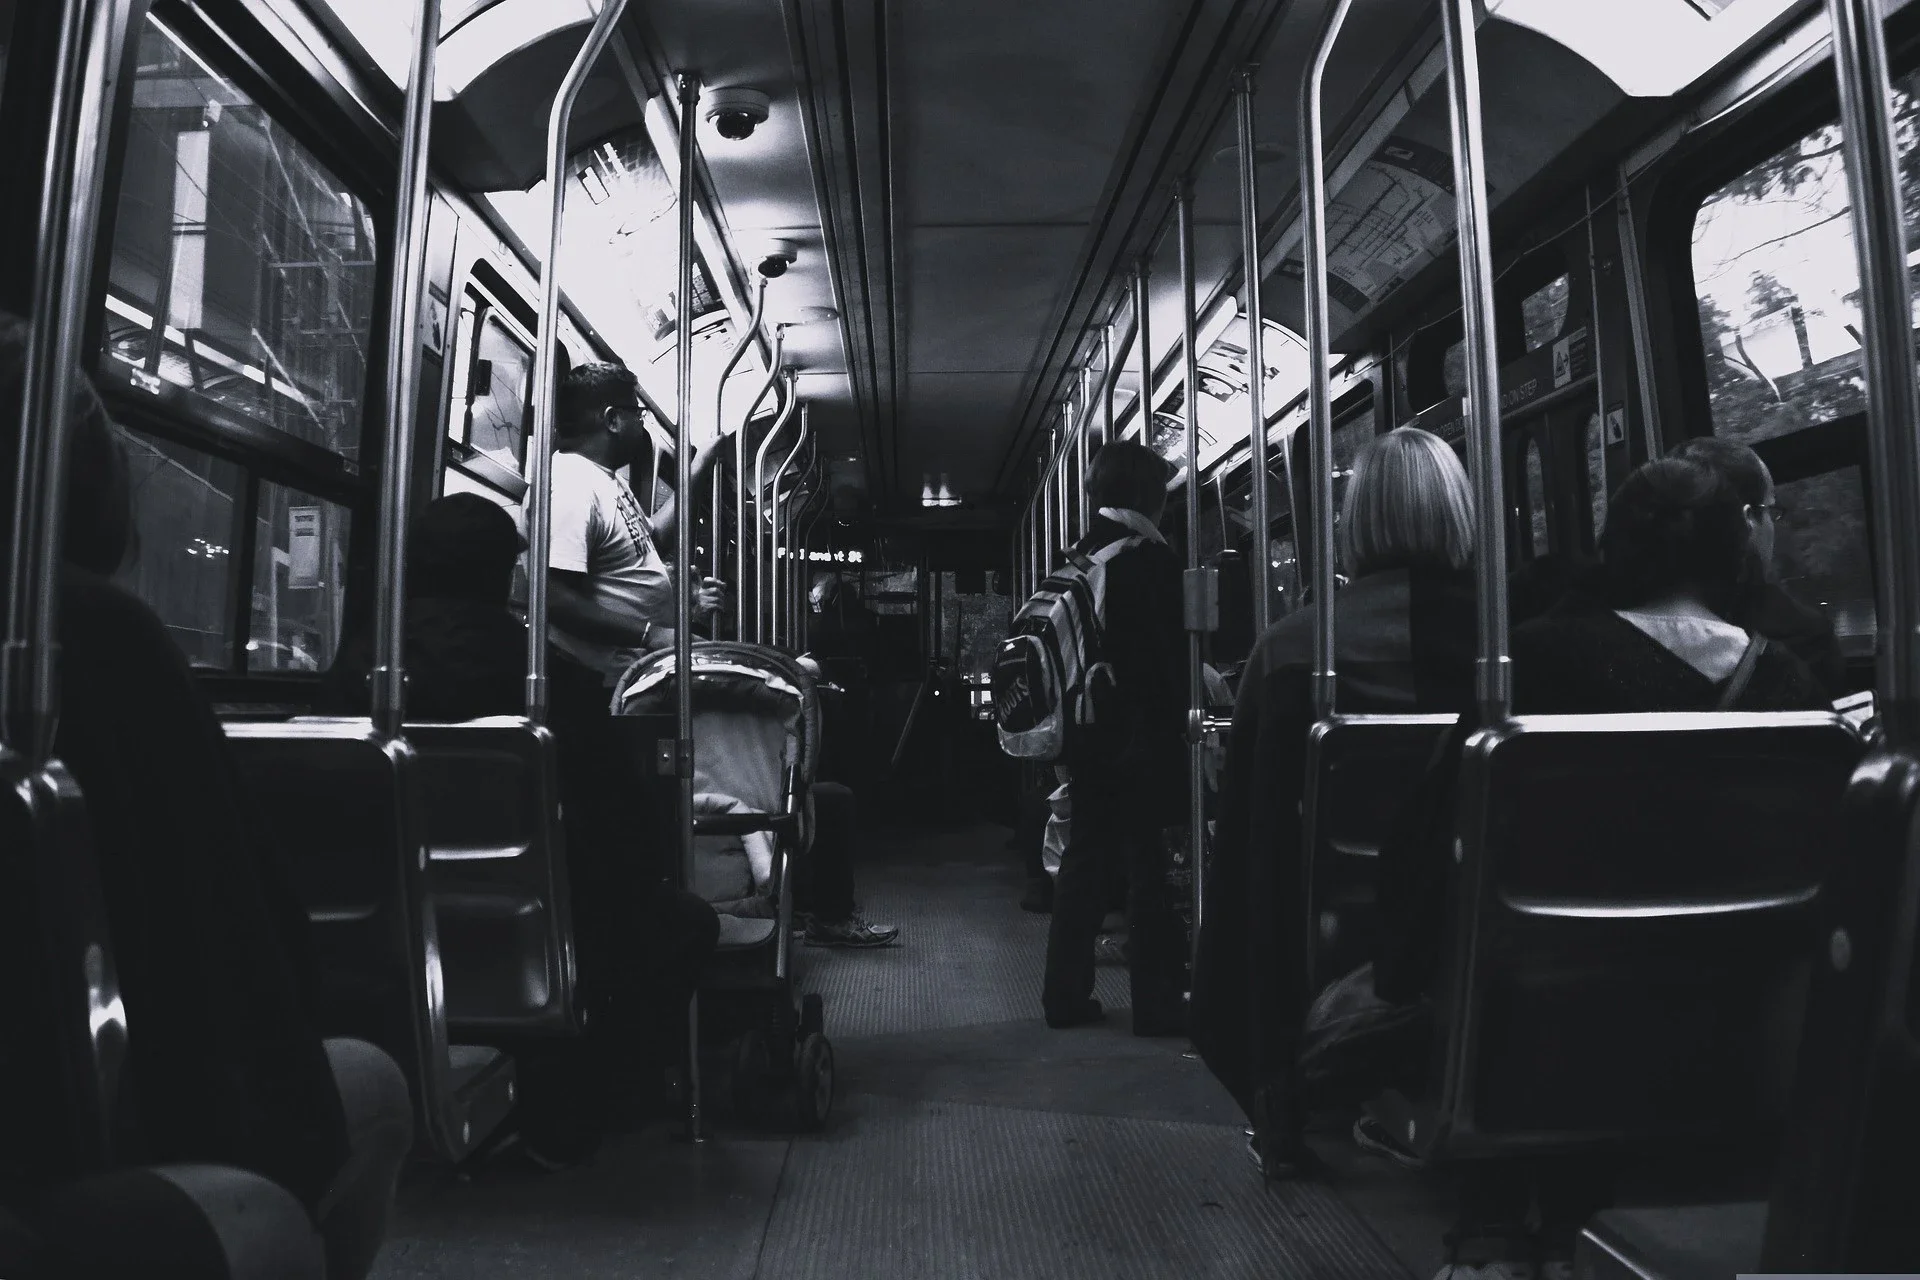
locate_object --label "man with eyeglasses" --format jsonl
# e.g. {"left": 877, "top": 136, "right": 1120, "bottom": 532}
{"left": 545, "top": 361, "right": 728, "bottom": 683}
{"left": 1670, "top": 435, "right": 1847, "bottom": 697}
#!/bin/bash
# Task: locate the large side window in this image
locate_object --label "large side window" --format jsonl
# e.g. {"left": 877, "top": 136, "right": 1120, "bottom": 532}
{"left": 1687, "top": 71, "right": 1920, "bottom": 660}
{"left": 442, "top": 281, "right": 537, "bottom": 504}
{"left": 97, "top": 12, "right": 369, "bottom": 672}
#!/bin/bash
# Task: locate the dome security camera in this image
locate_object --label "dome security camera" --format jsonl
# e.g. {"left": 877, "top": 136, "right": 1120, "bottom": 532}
{"left": 705, "top": 88, "right": 771, "bottom": 141}
{"left": 756, "top": 240, "right": 798, "bottom": 279}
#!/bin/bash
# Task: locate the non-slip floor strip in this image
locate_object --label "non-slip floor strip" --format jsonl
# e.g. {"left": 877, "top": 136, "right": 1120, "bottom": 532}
{"left": 755, "top": 1091, "right": 1408, "bottom": 1280}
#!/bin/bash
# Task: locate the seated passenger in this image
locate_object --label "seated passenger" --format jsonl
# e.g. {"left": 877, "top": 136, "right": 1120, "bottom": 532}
{"left": 1193, "top": 426, "right": 1476, "bottom": 1148}
{"left": 0, "top": 309, "right": 411, "bottom": 1280}
{"left": 1669, "top": 435, "right": 1849, "bottom": 697}
{"left": 1361, "top": 456, "right": 1829, "bottom": 1167}
{"left": 320, "top": 494, "right": 720, "bottom": 1167}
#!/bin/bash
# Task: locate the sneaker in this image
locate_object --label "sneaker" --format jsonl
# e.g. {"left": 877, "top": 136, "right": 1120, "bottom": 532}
{"left": 1019, "top": 877, "right": 1054, "bottom": 913}
{"left": 804, "top": 914, "right": 899, "bottom": 948}
{"left": 1093, "top": 933, "right": 1128, "bottom": 965}
{"left": 1353, "top": 1113, "right": 1429, "bottom": 1170}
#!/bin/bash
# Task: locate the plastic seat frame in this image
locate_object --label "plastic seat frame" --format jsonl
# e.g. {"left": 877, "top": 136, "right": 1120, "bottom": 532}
{"left": 224, "top": 718, "right": 512, "bottom": 1163}
{"left": 1575, "top": 745, "right": 1920, "bottom": 1278}
{"left": 1370, "top": 710, "right": 1863, "bottom": 1164}
{"left": 409, "top": 716, "right": 579, "bottom": 1041}
{"left": 1301, "top": 713, "right": 1459, "bottom": 996}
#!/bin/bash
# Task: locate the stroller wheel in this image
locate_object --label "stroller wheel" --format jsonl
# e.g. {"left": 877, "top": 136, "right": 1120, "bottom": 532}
{"left": 800, "top": 992, "right": 824, "bottom": 1038}
{"left": 792, "top": 1033, "right": 834, "bottom": 1131}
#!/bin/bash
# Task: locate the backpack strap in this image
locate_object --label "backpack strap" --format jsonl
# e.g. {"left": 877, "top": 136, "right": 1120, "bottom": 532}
{"left": 1715, "top": 633, "right": 1768, "bottom": 711}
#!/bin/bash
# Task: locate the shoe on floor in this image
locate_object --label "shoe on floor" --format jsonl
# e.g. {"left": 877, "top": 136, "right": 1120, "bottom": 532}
{"left": 1019, "top": 877, "right": 1054, "bottom": 913}
{"left": 804, "top": 914, "right": 899, "bottom": 948}
{"left": 1093, "top": 933, "right": 1128, "bottom": 965}
{"left": 1044, "top": 997, "right": 1104, "bottom": 1029}
{"left": 1353, "top": 1113, "right": 1429, "bottom": 1170}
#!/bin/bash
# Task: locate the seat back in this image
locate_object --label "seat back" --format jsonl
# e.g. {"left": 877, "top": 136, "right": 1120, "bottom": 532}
{"left": 1301, "top": 714, "right": 1457, "bottom": 994}
{"left": 409, "top": 718, "right": 577, "bottom": 1041}
{"left": 1378, "top": 712, "right": 1861, "bottom": 1161}
{"left": 1760, "top": 747, "right": 1920, "bottom": 1271}
{"left": 224, "top": 719, "right": 509, "bottom": 1163}
{"left": 0, "top": 752, "right": 126, "bottom": 1189}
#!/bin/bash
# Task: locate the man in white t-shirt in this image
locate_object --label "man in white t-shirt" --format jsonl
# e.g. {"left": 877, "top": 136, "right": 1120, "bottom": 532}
{"left": 545, "top": 362, "right": 727, "bottom": 682}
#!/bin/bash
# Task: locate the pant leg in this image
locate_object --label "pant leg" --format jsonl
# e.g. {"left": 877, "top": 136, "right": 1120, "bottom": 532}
{"left": 313, "top": 1038, "right": 411, "bottom": 1280}
{"left": 1123, "top": 810, "right": 1185, "bottom": 1027}
{"left": 1014, "top": 784, "right": 1049, "bottom": 882}
{"left": 799, "top": 782, "right": 859, "bottom": 922}
{"left": 1043, "top": 773, "right": 1113, "bottom": 1016}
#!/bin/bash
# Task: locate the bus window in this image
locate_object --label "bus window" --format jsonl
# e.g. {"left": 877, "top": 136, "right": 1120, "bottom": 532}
{"left": 121, "top": 433, "right": 241, "bottom": 669}
{"left": 1688, "top": 72, "right": 1920, "bottom": 444}
{"left": 1522, "top": 274, "right": 1571, "bottom": 351}
{"left": 100, "top": 13, "right": 375, "bottom": 459}
{"left": 0, "top": 0, "right": 14, "bottom": 100}
{"left": 250, "top": 482, "right": 350, "bottom": 673}
{"left": 1774, "top": 466, "right": 1875, "bottom": 659}
{"left": 1523, "top": 434, "right": 1550, "bottom": 557}
{"left": 1585, "top": 409, "right": 1607, "bottom": 547}
{"left": 467, "top": 310, "right": 532, "bottom": 471}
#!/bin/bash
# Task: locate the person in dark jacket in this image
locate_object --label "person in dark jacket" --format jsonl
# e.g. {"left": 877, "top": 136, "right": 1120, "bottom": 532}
{"left": 1193, "top": 427, "right": 1477, "bottom": 1145}
{"left": 319, "top": 493, "right": 720, "bottom": 1167}
{"left": 1369, "top": 458, "right": 1829, "bottom": 1126}
{"left": 1670, "top": 434, "right": 1849, "bottom": 697}
{"left": 8, "top": 308, "right": 409, "bottom": 1280}
{"left": 1042, "top": 440, "right": 1189, "bottom": 1033}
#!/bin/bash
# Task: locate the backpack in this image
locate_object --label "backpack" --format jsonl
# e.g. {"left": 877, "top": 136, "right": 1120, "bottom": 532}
{"left": 991, "top": 534, "right": 1143, "bottom": 761}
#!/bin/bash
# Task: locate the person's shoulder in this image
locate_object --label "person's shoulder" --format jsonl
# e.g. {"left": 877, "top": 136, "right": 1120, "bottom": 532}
{"left": 1750, "top": 636, "right": 1830, "bottom": 710}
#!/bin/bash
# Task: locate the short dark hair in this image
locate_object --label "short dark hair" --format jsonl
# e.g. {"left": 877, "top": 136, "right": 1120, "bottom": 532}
{"left": 556, "top": 362, "right": 640, "bottom": 441}
{"left": 1670, "top": 435, "right": 1770, "bottom": 507}
{"left": 1085, "top": 439, "right": 1172, "bottom": 514}
{"left": 410, "top": 493, "right": 521, "bottom": 605}
{"left": 1600, "top": 456, "right": 1753, "bottom": 615}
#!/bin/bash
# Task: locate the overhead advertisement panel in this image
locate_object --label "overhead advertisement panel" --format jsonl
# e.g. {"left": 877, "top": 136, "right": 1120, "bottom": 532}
{"left": 1276, "top": 135, "right": 1457, "bottom": 339}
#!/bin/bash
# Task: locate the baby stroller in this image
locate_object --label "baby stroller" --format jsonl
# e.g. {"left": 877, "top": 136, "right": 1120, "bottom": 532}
{"left": 613, "top": 642, "right": 833, "bottom": 1130}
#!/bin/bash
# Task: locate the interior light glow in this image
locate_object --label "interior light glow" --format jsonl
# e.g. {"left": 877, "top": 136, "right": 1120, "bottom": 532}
{"left": 438, "top": 0, "right": 596, "bottom": 99}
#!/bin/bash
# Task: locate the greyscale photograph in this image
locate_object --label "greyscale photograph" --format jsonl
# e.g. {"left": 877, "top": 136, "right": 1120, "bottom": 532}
{"left": 0, "top": 0, "right": 1915, "bottom": 1276}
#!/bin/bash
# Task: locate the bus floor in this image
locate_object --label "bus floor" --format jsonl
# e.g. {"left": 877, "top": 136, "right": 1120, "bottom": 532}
{"left": 369, "top": 822, "right": 1453, "bottom": 1279}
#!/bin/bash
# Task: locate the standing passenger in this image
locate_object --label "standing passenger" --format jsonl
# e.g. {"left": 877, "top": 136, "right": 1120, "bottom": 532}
{"left": 1041, "top": 440, "right": 1188, "bottom": 1035}
{"left": 1194, "top": 427, "right": 1476, "bottom": 1152}
{"left": 544, "top": 363, "right": 726, "bottom": 684}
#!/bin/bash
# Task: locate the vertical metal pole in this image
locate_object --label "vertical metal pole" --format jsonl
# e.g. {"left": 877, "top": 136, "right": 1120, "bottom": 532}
{"left": 740, "top": 331, "right": 786, "bottom": 641}
{"left": 754, "top": 371, "right": 797, "bottom": 642}
{"left": 1133, "top": 262, "right": 1153, "bottom": 443}
{"left": 5, "top": 0, "right": 117, "bottom": 764}
{"left": 1077, "top": 365, "right": 1093, "bottom": 535}
{"left": 1042, "top": 446, "right": 1057, "bottom": 570}
{"left": 1102, "top": 321, "right": 1116, "bottom": 446}
{"left": 369, "top": 0, "right": 442, "bottom": 739}
{"left": 769, "top": 403, "right": 810, "bottom": 649}
{"left": 1300, "top": 0, "right": 1352, "bottom": 720}
{"left": 1177, "top": 182, "right": 1207, "bottom": 981}
{"left": 713, "top": 277, "right": 767, "bottom": 582}
{"left": 1235, "top": 68, "right": 1274, "bottom": 637}
{"left": 1440, "top": 0, "right": 1511, "bottom": 724}
{"left": 672, "top": 69, "right": 703, "bottom": 1143}
{"left": 527, "top": 0, "right": 632, "bottom": 722}
{"left": 1829, "top": 0, "right": 1920, "bottom": 741}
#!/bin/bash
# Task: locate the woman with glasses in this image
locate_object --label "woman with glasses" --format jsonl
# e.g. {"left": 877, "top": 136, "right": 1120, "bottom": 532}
{"left": 1670, "top": 435, "right": 1848, "bottom": 697}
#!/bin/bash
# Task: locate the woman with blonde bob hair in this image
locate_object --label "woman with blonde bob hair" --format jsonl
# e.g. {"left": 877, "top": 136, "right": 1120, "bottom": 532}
{"left": 1338, "top": 427, "right": 1476, "bottom": 579}
{"left": 1192, "top": 426, "right": 1479, "bottom": 1169}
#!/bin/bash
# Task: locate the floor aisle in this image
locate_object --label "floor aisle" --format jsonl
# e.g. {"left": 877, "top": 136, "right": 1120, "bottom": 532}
{"left": 371, "top": 823, "right": 1418, "bottom": 1279}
